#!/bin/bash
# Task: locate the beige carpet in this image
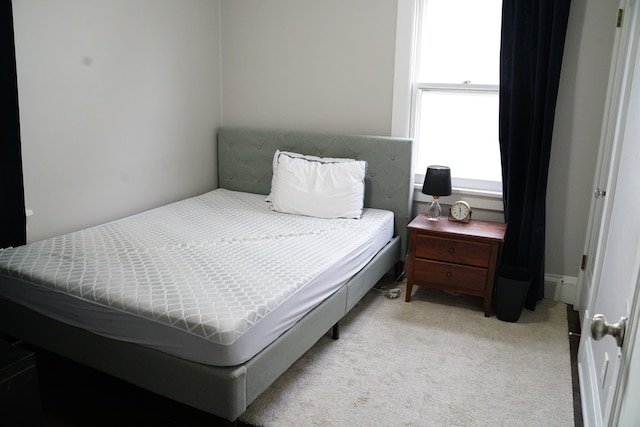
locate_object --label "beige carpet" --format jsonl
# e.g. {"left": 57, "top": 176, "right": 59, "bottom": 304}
{"left": 240, "top": 277, "right": 574, "bottom": 426}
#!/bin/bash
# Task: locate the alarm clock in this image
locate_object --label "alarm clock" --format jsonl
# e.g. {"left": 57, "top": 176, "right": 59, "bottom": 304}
{"left": 449, "top": 200, "right": 472, "bottom": 223}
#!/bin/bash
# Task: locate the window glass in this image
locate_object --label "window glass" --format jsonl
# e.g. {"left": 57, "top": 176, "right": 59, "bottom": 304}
{"left": 413, "top": 0, "right": 503, "bottom": 192}
{"left": 418, "top": 0, "right": 502, "bottom": 85}
{"left": 416, "top": 90, "right": 501, "bottom": 184}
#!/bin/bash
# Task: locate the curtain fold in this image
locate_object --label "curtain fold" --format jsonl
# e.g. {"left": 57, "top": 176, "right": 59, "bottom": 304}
{"left": 499, "top": 0, "right": 571, "bottom": 310}
{"left": 1, "top": 1, "right": 26, "bottom": 249}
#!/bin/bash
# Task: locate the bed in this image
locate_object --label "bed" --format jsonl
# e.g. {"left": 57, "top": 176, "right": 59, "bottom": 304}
{"left": 0, "top": 127, "right": 414, "bottom": 422}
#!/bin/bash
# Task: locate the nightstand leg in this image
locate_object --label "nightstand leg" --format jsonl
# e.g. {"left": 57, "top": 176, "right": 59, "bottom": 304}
{"left": 405, "top": 282, "right": 413, "bottom": 302}
{"left": 483, "top": 299, "right": 492, "bottom": 317}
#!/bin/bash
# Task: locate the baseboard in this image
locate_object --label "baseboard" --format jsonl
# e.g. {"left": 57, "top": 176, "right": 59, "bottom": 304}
{"left": 544, "top": 274, "right": 578, "bottom": 304}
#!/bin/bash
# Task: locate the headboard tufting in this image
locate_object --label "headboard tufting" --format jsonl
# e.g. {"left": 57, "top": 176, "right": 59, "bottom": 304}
{"left": 217, "top": 127, "right": 415, "bottom": 255}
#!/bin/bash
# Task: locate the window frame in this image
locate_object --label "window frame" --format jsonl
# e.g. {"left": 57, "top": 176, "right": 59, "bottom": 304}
{"left": 395, "top": 0, "right": 503, "bottom": 198}
{"left": 412, "top": 83, "right": 501, "bottom": 193}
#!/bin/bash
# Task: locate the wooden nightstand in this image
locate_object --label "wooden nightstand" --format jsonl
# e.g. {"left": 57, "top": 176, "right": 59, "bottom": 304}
{"left": 405, "top": 215, "right": 506, "bottom": 316}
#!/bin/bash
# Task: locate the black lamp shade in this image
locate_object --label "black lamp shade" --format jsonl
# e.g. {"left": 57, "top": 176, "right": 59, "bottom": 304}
{"left": 422, "top": 165, "right": 452, "bottom": 197}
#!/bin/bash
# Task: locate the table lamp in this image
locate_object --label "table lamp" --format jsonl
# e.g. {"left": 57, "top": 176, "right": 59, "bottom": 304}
{"left": 422, "top": 165, "right": 452, "bottom": 220}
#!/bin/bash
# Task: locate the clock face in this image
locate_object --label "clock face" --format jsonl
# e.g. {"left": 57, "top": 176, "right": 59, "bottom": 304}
{"left": 451, "top": 201, "right": 471, "bottom": 221}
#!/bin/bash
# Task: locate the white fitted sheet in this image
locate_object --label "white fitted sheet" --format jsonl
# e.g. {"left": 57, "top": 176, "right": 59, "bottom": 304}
{"left": 0, "top": 189, "right": 393, "bottom": 366}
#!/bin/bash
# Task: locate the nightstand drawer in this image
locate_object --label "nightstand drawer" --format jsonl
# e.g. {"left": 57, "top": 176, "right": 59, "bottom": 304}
{"left": 413, "top": 259, "right": 487, "bottom": 294}
{"left": 414, "top": 235, "right": 492, "bottom": 268}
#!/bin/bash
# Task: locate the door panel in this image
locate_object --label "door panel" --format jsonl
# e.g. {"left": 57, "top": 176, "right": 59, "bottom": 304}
{"left": 615, "top": 290, "right": 640, "bottom": 426}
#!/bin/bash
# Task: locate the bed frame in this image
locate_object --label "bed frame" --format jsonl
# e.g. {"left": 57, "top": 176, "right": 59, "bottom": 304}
{"left": 0, "top": 127, "right": 414, "bottom": 422}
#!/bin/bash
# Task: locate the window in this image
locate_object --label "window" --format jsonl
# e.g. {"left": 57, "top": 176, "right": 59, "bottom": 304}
{"left": 412, "top": 0, "right": 503, "bottom": 193}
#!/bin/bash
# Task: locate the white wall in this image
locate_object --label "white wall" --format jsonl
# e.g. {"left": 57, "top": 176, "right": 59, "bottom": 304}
{"left": 12, "top": 0, "right": 617, "bottom": 286}
{"left": 13, "top": 0, "right": 222, "bottom": 243}
{"left": 219, "top": 0, "right": 616, "bottom": 287}
{"left": 547, "top": 0, "right": 618, "bottom": 279}
{"left": 220, "top": 0, "right": 397, "bottom": 136}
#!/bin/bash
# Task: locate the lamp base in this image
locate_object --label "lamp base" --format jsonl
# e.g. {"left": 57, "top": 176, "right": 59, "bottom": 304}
{"left": 426, "top": 198, "right": 442, "bottom": 220}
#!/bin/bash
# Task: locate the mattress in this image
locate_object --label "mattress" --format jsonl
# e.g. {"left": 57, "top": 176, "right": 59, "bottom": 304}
{"left": 0, "top": 189, "right": 393, "bottom": 366}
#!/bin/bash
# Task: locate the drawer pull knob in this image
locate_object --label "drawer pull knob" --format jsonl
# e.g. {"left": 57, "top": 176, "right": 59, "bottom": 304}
{"left": 448, "top": 248, "right": 455, "bottom": 254}
{"left": 446, "top": 272, "right": 453, "bottom": 278}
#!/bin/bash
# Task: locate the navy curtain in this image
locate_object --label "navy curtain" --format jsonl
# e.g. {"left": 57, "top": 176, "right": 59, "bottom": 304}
{"left": 1, "top": 1, "right": 26, "bottom": 249}
{"left": 499, "top": 0, "right": 571, "bottom": 310}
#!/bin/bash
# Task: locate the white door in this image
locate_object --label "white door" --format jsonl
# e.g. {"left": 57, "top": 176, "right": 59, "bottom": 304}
{"left": 578, "top": 2, "right": 640, "bottom": 425}
{"left": 614, "top": 286, "right": 640, "bottom": 426}
{"left": 575, "top": 0, "right": 633, "bottom": 322}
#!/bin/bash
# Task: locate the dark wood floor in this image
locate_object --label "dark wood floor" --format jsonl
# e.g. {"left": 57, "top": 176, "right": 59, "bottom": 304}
{"left": 568, "top": 305, "right": 584, "bottom": 427}
{"left": 35, "top": 349, "right": 243, "bottom": 427}
{"left": 5, "top": 306, "right": 584, "bottom": 426}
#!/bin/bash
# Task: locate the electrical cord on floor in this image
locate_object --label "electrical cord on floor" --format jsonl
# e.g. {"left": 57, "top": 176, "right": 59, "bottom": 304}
{"left": 373, "top": 286, "right": 402, "bottom": 299}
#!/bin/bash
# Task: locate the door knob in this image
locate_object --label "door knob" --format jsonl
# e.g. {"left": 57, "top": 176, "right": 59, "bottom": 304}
{"left": 594, "top": 187, "right": 607, "bottom": 199}
{"left": 591, "top": 314, "right": 627, "bottom": 348}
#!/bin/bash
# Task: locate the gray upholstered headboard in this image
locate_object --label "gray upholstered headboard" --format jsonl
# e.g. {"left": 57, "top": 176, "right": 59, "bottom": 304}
{"left": 217, "top": 127, "right": 414, "bottom": 255}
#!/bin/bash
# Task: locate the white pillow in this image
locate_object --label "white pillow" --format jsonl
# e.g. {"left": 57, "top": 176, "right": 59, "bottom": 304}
{"left": 269, "top": 152, "right": 367, "bottom": 219}
{"left": 266, "top": 150, "right": 357, "bottom": 202}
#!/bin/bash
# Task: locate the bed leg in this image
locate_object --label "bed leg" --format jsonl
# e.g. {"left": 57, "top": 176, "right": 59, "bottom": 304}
{"left": 394, "top": 261, "right": 405, "bottom": 281}
{"left": 332, "top": 322, "right": 339, "bottom": 340}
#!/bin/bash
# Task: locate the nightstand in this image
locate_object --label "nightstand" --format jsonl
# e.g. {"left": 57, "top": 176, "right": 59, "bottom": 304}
{"left": 405, "top": 215, "right": 506, "bottom": 316}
